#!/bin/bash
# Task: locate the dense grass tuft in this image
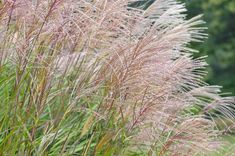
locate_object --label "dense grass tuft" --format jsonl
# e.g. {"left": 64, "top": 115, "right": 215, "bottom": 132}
{"left": 0, "top": 0, "right": 234, "bottom": 155}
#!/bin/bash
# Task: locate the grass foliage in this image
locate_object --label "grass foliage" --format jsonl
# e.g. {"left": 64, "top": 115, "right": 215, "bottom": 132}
{"left": 0, "top": 0, "right": 234, "bottom": 155}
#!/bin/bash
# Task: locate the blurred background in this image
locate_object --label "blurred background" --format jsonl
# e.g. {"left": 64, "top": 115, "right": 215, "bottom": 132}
{"left": 183, "top": 0, "right": 235, "bottom": 95}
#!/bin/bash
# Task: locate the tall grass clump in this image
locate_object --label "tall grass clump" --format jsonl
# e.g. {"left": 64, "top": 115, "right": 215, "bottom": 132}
{"left": 0, "top": 0, "right": 234, "bottom": 155}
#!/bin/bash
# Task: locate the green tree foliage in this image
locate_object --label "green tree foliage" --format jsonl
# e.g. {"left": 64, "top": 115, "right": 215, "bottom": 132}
{"left": 182, "top": 0, "right": 235, "bottom": 94}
